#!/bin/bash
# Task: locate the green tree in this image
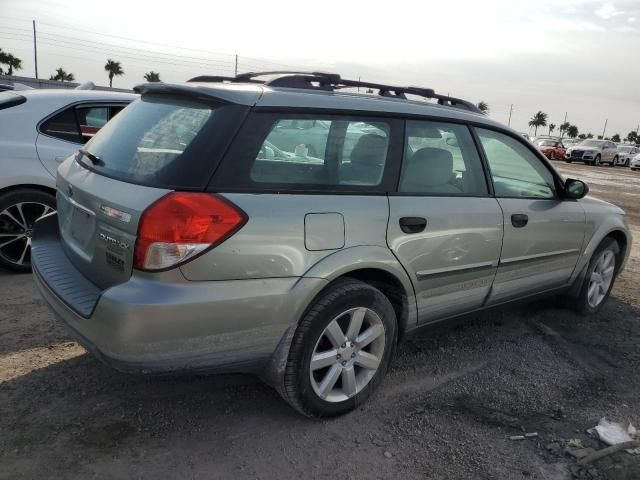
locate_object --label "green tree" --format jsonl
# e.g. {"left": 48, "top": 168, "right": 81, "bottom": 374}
{"left": 567, "top": 125, "right": 579, "bottom": 138}
{"left": 477, "top": 101, "right": 489, "bottom": 114}
{"left": 49, "top": 67, "right": 75, "bottom": 82}
{"left": 528, "top": 111, "right": 548, "bottom": 136}
{"left": 0, "top": 48, "right": 7, "bottom": 74}
{"left": 578, "top": 134, "right": 586, "bottom": 139}
{"left": 626, "top": 131, "right": 638, "bottom": 144}
{"left": 3, "top": 53, "right": 22, "bottom": 75}
{"left": 104, "top": 59, "right": 124, "bottom": 88}
{"left": 559, "top": 121, "right": 570, "bottom": 138}
{"left": 548, "top": 123, "right": 556, "bottom": 135}
{"left": 143, "top": 71, "right": 160, "bottom": 82}
{"left": 586, "top": 133, "right": 594, "bottom": 139}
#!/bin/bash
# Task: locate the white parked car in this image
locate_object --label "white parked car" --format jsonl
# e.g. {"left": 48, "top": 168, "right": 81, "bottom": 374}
{"left": 0, "top": 89, "right": 135, "bottom": 271}
{"left": 630, "top": 153, "right": 640, "bottom": 171}
{"left": 615, "top": 145, "right": 639, "bottom": 167}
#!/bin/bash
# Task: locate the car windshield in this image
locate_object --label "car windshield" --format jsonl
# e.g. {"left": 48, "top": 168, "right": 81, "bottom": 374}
{"left": 537, "top": 140, "right": 556, "bottom": 146}
{"left": 618, "top": 146, "right": 632, "bottom": 153}
{"left": 581, "top": 140, "right": 604, "bottom": 147}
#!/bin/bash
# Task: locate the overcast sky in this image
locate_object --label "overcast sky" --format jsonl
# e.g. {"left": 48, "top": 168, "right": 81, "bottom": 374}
{"left": 1, "top": 0, "right": 639, "bottom": 137}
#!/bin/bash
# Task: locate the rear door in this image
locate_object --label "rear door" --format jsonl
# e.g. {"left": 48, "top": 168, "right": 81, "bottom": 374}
{"left": 475, "top": 128, "right": 586, "bottom": 304}
{"left": 386, "top": 120, "right": 503, "bottom": 323}
{"left": 36, "top": 102, "right": 128, "bottom": 177}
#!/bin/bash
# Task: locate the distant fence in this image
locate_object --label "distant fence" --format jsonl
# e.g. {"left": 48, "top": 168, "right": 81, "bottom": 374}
{"left": 0, "top": 74, "right": 132, "bottom": 93}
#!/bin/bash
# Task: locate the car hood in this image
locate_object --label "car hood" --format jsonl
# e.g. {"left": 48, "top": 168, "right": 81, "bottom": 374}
{"left": 580, "top": 195, "right": 625, "bottom": 216}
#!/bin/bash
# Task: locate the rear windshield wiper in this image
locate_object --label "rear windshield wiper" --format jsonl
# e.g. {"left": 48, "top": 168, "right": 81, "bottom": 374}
{"left": 79, "top": 148, "right": 105, "bottom": 167}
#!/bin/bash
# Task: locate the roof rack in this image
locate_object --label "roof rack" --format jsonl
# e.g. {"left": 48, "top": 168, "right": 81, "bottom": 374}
{"left": 187, "top": 71, "right": 483, "bottom": 114}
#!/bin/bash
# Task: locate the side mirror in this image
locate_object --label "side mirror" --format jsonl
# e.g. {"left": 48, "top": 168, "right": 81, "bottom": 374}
{"left": 564, "top": 178, "right": 589, "bottom": 199}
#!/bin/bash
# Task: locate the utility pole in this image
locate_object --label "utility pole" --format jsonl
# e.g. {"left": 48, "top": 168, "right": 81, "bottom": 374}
{"left": 234, "top": 54, "right": 238, "bottom": 76}
{"left": 601, "top": 118, "right": 608, "bottom": 139}
{"left": 507, "top": 104, "right": 513, "bottom": 127}
{"left": 32, "top": 20, "right": 38, "bottom": 79}
{"left": 561, "top": 112, "right": 567, "bottom": 138}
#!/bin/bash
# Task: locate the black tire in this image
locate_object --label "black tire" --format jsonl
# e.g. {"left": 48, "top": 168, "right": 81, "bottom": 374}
{"left": 282, "top": 278, "right": 397, "bottom": 417}
{"left": 611, "top": 156, "right": 618, "bottom": 166}
{"left": 625, "top": 159, "right": 630, "bottom": 167}
{"left": 0, "top": 188, "right": 56, "bottom": 273}
{"left": 564, "top": 159, "right": 573, "bottom": 163}
{"left": 550, "top": 152, "right": 556, "bottom": 160}
{"left": 594, "top": 155, "right": 601, "bottom": 166}
{"left": 573, "top": 238, "right": 620, "bottom": 315}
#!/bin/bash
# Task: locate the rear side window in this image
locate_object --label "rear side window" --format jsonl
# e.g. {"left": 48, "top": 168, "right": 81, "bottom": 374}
{"left": 80, "top": 95, "right": 249, "bottom": 189}
{"left": 76, "top": 106, "right": 109, "bottom": 142}
{"left": 399, "top": 120, "right": 488, "bottom": 195}
{"left": 252, "top": 117, "right": 390, "bottom": 186}
{"left": 40, "top": 108, "right": 82, "bottom": 143}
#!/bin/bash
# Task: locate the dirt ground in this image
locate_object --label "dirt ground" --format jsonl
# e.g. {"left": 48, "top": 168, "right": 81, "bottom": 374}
{"left": 1, "top": 162, "right": 640, "bottom": 480}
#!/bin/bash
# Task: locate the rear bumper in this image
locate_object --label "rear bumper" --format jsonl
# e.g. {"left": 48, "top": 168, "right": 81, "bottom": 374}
{"left": 32, "top": 214, "right": 327, "bottom": 375}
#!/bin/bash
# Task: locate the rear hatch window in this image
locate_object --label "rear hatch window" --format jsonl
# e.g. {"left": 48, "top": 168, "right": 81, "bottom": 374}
{"left": 78, "top": 95, "right": 248, "bottom": 190}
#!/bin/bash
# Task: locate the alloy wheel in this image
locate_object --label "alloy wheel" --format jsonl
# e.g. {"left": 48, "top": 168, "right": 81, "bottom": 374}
{"left": 0, "top": 202, "right": 53, "bottom": 268}
{"left": 587, "top": 249, "right": 615, "bottom": 308}
{"left": 310, "top": 307, "right": 386, "bottom": 403}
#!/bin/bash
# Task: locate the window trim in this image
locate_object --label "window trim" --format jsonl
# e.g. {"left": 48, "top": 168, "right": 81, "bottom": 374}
{"left": 209, "top": 111, "right": 404, "bottom": 194}
{"left": 37, "top": 101, "right": 131, "bottom": 145}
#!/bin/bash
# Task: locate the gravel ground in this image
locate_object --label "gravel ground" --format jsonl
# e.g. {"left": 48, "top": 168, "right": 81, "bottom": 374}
{"left": 1, "top": 162, "right": 640, "bottom": 480}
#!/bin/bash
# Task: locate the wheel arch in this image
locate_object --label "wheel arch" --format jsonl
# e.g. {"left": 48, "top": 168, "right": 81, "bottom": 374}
{"left": 0, "top": 183, "right": 57, "bottom": 198}
{"left": 300, "top": 246, "right": 418, "bottom": 341}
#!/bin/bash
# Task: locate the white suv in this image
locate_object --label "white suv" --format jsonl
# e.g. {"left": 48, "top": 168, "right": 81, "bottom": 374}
{"left": 0, "top": 89, "right": 135, "bottom": 271}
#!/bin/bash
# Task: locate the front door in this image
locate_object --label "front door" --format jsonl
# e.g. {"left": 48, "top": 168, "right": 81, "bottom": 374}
{"left": 387, "top": 120, "right": 503, "bottom": 323}
{"left": 475, "top": 128, "right": 586, "bottom": 304}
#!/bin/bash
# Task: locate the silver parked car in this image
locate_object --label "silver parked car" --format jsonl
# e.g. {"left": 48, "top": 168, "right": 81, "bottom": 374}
{"left": 31, "top": 73, "right": 631, "bottom": 417}
{"left": 0, "top": 89, "right": 134, "bottom": 271}
{"left": 564, "top": 139, "right": 619, "bottom": 166}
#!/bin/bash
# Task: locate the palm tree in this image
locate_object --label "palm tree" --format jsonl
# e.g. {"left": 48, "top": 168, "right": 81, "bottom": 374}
{"left": 0, "top": 48, "right": 7, "bottom": 74}
{"left": 528, "top": 111, "right": 548, "bottom": 136}
{"left": 104, "top": 59, "right": 124, "bottom": 88}
{"left": 548, "top": 123, "right": 556, "bottom": 135}
{"left": 477, "top": 101, "right": 489, "bottom": 114}
{"left": 143, "top": 71, "right": 161, "bottom": 82}
{"left": 4, "top": 53, "right": 22, "bottom": 75}
{"left": 559, "top": 121, "right": 570, "bottom": 138}
{"left": 49, "top": 67, "right": 75, "bottom": 82}
{"left": 567, "top": 125, "right": 579, "bottom": 138}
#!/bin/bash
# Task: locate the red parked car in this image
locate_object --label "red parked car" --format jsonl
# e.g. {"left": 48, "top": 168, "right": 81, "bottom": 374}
{"left": 535, "top": 139, "right": 566, "bottom": 160}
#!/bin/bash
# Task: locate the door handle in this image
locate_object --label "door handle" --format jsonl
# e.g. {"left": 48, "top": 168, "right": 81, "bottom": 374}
{"left": 399, "top": 217, "right": 427, "bottom": 234}
{"left": 511, "top": 213, "right": 529, "bottom": 228}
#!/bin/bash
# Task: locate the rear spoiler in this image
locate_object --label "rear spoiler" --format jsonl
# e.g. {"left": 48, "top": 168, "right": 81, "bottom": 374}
{"left": 133, "top": 82, "right": 261, "bottom": 106}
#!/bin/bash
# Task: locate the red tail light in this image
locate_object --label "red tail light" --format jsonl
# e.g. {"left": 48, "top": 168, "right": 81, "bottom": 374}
{"left": 134, "top": 193, "right": 247, "bottom": 271}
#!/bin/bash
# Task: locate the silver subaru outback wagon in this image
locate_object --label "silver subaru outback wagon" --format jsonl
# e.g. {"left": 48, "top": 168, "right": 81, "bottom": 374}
{"left": 31, "top": 72, "right": 631, "bottom": 417}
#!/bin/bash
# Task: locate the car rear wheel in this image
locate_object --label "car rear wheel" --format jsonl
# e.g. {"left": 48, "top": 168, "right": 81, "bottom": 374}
{"left": 564, "top": 159, "right": 573, "bottom": 163}
{"left": 594, "top": 155, "right": 601, "bottom": 166}
{"left": 625, "top": 158, "right": 630, "bottom": 167}
{"left": 282, "top": 278, "right": 397, "bottom": 417}
{"left": 0, "top": 189, "right": 56, "bottom": 273}
{"left": 573, "top": 238, "right": 620, "bottom": 315}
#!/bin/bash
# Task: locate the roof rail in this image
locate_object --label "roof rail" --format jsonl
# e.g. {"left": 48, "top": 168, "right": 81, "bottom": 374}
{"left": 187, "top": 71, "right": 483, "bottom": 114}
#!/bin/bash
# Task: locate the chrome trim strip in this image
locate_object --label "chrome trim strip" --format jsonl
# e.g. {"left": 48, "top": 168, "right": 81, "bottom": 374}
{"left": 417, "top": 260, "right": 498, "bottom": 278}
{"left": 500, "top": 248, "right": 579, "bottom": 265}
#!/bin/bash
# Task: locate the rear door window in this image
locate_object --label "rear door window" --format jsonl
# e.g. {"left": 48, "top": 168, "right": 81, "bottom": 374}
{"left": 399, "top": 120, "right": 488, "bottom": 195}
{"left": 76, "top": 106, "right": 109, "bottom": 143}
{"left": 249, "top": 116, "right": 392, "bottom": 187}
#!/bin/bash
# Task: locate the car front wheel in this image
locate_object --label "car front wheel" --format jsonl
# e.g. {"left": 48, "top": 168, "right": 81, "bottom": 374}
{"left": 0, "top": 189, "right": 56, "bottom": 273}
{"left": 282, "top": 278, "right": 397, "bottom": 417}
{"left": 573, "top": 238, "right": 620, "bottom": 315}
